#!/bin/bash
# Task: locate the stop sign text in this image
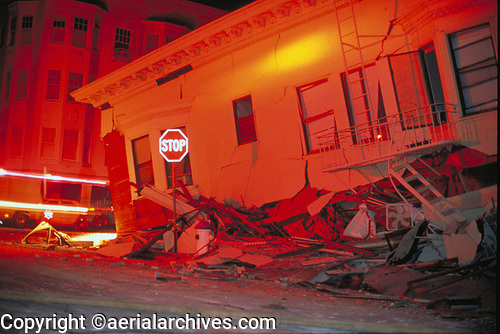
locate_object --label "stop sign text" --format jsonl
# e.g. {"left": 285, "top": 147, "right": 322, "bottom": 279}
{"left": 160, "top": 138, "right": 186, "bottom": 153}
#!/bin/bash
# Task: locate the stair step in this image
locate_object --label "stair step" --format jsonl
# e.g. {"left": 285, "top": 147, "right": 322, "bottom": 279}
{"left": 338, "top": 17, "right": 353, "bottom": 24}
{"left": 349, "top": 77, "right": 365, "bottom": 85}
{"left": 345, "top": 61, "right": 362, "bottom": 69}
{"left": 343, "top": 47, "right": 359, "bottom": 53}
{"left": 404, "top": 174, "right": 421, "bottom": 183}
{"left": 391, "top": 162, "right": 411, "bottom": 172}
{"left": 428, "top": 197, "right": 453, "bottom": 207}
{"left": 415, "top": 184, "right": 433, "bottom": 194}
{"left": 341, "top": 31, "right": 356, "bottom": 38}
{"left": 441, "top": 207, "right": 456, "bottom": 217}
{"left": 352, "top": 93, "right": 368, "bottom": 100}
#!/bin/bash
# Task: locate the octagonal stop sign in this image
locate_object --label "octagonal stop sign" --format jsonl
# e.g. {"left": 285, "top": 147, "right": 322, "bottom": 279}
{"left": 159, "top": 129, "right": 188, "bottom": 162}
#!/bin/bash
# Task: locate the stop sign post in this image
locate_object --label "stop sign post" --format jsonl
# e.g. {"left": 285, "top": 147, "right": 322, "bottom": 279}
{"left": 159, "top": 129, "right": 189, "bottom": 253}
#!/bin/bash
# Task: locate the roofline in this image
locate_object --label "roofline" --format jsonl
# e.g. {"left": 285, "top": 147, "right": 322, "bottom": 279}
{"left": 72, "top": 0, "right": 345, "bottom": 107}
{"left": 73, "top": 0, "right": 494, "bottom": 107}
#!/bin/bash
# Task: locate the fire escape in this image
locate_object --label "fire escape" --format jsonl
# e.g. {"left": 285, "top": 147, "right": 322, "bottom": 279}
{"left": 326, "top": 0, "right": 462, "bottom": 229}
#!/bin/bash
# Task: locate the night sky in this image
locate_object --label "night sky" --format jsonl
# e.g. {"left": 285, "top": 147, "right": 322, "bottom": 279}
{"left": 189, "top": 0, "right": 257, "bottom": 11}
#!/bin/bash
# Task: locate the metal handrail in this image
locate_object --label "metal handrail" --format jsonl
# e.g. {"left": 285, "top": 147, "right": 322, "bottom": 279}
{"left": 318, "top": 103, "right": 459, "bottom": 170}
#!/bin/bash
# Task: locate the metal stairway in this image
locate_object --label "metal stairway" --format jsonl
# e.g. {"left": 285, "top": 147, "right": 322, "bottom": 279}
{"left": 388, "top": 156, "right": 467, "bottom": 230}
{"left": 334, "top": 0, "right": 374, "bottom": 134}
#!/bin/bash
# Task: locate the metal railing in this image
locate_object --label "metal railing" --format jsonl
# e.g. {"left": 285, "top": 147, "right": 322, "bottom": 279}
{"left": 318, "top": 103, "right": 459, "bottom": 172}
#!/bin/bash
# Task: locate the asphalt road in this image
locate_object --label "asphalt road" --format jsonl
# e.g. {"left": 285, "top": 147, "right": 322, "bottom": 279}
{"left": 0, "top": 227, "right": 495, "bottom": 333}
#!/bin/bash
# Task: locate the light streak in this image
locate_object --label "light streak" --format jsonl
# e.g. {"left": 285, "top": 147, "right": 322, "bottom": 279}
{"left": 0, "top": 200, "right": 89, "bottom": 213}
{"left": 0, "top": 168, "right": 109, "bottom": 185}
{"left": 72, "top": 232, "right": 117, "bottom": 246}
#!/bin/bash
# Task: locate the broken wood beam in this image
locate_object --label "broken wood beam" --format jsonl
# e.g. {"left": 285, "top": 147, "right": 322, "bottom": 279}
{"left": 292, "top": 237, "right": 376, "bottom": 257}
{"left": 206, "top": 199, "right": 266, "bottom": 235}
{"left": 301, "top": 256, "right": 339, "bottom": 266}
{"left": 319, "top": 248, "right": 355, "bottom": 257}
{"left": 407, "top": 259, "right": 496, "bottom": 296}
{"left": 175, "top": 179, "right": 194, "bottom": 203}
{"left": 316, "top": 284, "right": 405, "bottom": 301}
{"left": 225, "top": 206, "right": 267, "bottom": 234}
{"left": 126, "top": 225, "right": 173, "bottom": 258}
{"left": 274, "top": 244, "right": 323, "bottom": 259}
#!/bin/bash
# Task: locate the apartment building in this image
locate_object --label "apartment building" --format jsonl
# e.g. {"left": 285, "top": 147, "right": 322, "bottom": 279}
{"left": 0, "top": 0, "right": 226, "bottom": 212}
{"left": 73, "top": 0, "right": 497, "bottom": 233}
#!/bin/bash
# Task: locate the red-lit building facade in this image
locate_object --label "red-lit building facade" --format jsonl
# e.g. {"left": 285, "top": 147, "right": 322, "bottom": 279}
{"left": 73, "top": 0, "right": 497, "bottom": 231}
{"left": 0, "top": 0, "right": 226, "bottom": 208}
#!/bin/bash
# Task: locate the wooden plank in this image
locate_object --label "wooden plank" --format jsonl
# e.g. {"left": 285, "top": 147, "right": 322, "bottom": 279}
{"left": 237, "top": 253, "right": 274, "bottom": 268}
{"left": 274, "top": 244, "right": 323, "bottom": 259}
{"left": 226, "top": 206, "right": 266, "bottom": 234}
{"left": 319, "top": 248, "right": 354, "bottom": 256}
{"left": 176, "top": 179, "right": 194, "bottom": 203}
{"left": 301, "top": 256, "right": 339, "bottom": 266}
{"left": 323, "top": 241, "right": 376, "bottom": 257}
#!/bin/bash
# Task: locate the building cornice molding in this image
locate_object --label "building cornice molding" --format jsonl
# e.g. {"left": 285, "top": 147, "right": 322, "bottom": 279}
{"left": 395, "top": 0, "right": 496, "bottom": 33}
{"left": 72, "top": 0, "right": 362, "bottom": 107}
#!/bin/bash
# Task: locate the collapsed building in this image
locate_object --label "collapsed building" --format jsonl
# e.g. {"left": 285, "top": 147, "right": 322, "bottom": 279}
{"left": 72, "top": 0, "right": 497, "bottom": 267}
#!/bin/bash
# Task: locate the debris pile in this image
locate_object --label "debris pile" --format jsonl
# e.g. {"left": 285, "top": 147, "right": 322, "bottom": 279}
{"left": 87, "top": 175, "right": 497, "bottom": 317}
{"left": 21, "top": 221, "right": 76, "bottom": 247}
{"left": 20, "top": 147, "right": 497, "bottom": 317}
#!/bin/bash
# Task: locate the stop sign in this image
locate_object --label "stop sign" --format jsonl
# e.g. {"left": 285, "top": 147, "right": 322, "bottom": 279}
{"left": 159, "top": 129, "right": 189, "bottom": 162}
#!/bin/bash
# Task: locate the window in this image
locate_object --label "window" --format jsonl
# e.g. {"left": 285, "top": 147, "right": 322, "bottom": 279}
{"left": 92, "top": 20, "right": 100, "bottom": 52}
{"left": 46, "top": 182, "right": 81, "bottom": 202}
{"left": 46, "top": 70, "right": 61, "bottom": 100}
{"left": 10, "top": 127, "right": 23, "bottom": 157}
{"left": 0, "top": 125, "right": 6, "bottom": 159}
{"left": 389, "top": 43, "right": 447, "bottom": 128}
{"left": 40, "top": 127, "right": 56, "bottom": 158}
{"left": 132, "top": 135, "right": 154, "bottom": 188}
{"left": 114, "top": 28, "right": 131, "bottom": 49}
{"left": 342, "top": 64, "right": 388, "bottom": 143}
{"left": 67, "top": 72, "right": 83, "bottom": 102}
{"left": 9, "top": 16, "right": 17, "bottom": 45}
{"left": 449, "top": 24, "right": 497, "bottom": 115}
{"left": 164, "top": 127, "right": 192, "bottom": 188}
{"left": 114, "top": 28, "right": 131, "bottom": 62}
{"left": 15, "top": 70, "right": 28, "bottom": 100}
{"left": 233, "top": 96, "right": 257, "bottom": 145}
{"left": 166, "top": 36, "right": 175, "bottom": 44}
{"left": 72, "top": 16, "right": 88, "bottom": 47}
{"left": 421, "top": 43, "right": 447, "bottom": 123}
{"left": 145, "top": 34, "right": 159, "bottom": 54}
{"left": 297, "top": 80, "right": 339, "bottom": 153}
{"left": 21, "top": 16, "right": 33, "bottom": 44}
{"left": 3, "top": 71, "right": 12, "bottom": 101}
{"left": 0, "top": 27, "right": 5, "bottom": 46}
{"left": 52, "top": 16, "right": 66, "bottom": 43}
{"left": 62, "top": 129, "right": 79, "bottom": 160}
{"left": 82, "top": 132, "right": 91, "bottom": 164}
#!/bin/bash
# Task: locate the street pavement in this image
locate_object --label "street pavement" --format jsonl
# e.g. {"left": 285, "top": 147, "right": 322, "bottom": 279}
{"left": 0, "top": 227, "right": 495, "bottom": 333}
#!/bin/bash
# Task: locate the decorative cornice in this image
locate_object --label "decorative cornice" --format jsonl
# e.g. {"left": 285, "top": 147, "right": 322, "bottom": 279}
{"left": 395, "top": 0, "right": 496, "bottom": 33}
{"left": 72, "top": 0, "right": 363, "bottom": 107}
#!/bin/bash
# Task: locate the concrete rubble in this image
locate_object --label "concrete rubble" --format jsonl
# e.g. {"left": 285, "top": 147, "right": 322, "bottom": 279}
{"left": 20, "top": 154, "right": 497, "bottom": 320}
{"left": 85, "top": 176, "right": 497, "bottom": 320}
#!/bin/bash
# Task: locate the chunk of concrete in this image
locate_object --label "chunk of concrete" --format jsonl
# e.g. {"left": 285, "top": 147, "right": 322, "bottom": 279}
{"left": 442, "top": 220, "right": 482, "bottom": 265}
